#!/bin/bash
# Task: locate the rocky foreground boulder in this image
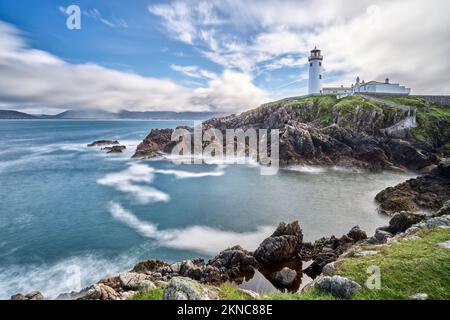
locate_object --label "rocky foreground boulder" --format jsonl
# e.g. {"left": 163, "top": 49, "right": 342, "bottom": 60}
{"left": 163, "top": 277, "right": 220, "bottom": 300}
{"left": 316, "top": 276, "right": 362, "bottom": 299}
{"left": 253, "top": 221, "right": 303, "bottom": 265}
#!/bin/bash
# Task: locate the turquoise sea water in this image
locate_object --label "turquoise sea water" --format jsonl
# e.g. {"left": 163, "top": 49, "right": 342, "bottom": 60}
{"left": 0, "top": 120, "right": 414, "bottom": 299}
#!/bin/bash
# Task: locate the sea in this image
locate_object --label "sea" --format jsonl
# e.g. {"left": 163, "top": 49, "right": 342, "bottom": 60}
{"left": 0, "top": 120, "right": 415, "bottom": 299}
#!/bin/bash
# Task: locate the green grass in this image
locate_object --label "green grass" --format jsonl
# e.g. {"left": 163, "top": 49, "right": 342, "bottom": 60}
{"left": 131, "top": 287, "right": 164, "bottom": 300}
{"left": 219, "top": 284, "right": 258, "bottom": 300}
{"left": 412, "top": 106, "right": 450, "bottom": 145}
{"left": 382, "top": 96, "right": 428, "bottom": 109}
{"left": 334, "top": 228, "right": 450, "bottom": 300}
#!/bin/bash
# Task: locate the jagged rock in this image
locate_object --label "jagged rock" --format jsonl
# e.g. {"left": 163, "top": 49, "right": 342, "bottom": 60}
{"left": 132, "top": 128, "right": 177, "bottom": 158}
{"left": 119, "top": 272, "right": 155, "bottom": 291}
{"left": 322, "top": 262, "right": 336, "bottom": 276}
{"left": 170, "top": 262, "right": 182, "bottom": 274}
{"left": 163, "top": 277, "right": 220, "bottom": 300}
{"left": 438, "top": 159, "right": 450, "bottom": 178}
{"left": 87, "top": 140, "right": 119, "bottom": 147}
{"left": 253, "top": 221, "right": 303, "bottom": 265}
{"left": 434, "top": 200, "right": 450, "bottom": 217}
{"left": 209, "top": 245, "right": 257, "bottom": 279}
{"left": 133, "top": 96, "right": 440, "bottom": 170}
{"left": 376, "top": 162, "right": 450, "bottom": 215}
{"left": 368, "top": 229, "right": 394, "bottom": 244}
{"left": 303, "top": 226, "right": 364, "bottom": 279}
{"left": 78, "top": 284, "right": 119, "bottom": 300}
{"left": 316, "top": 276, "right": 362, "bottom": 298}
{"left": 102, "top": 145, "right": 126, "bottom": 153}
{"left": 132, "top": 259, "right": 168, "bottom": 274}
{"left": 346, "top": 226, "right": 367, "bottom": 242}
{"left": 11, "top": 291, "right": 44, "bottom": 300}
{"left": 274, "top": 267, "right": 298, "bottom": 287}
{"left": 202, "top": 265, "right": 228, "bottom": 284}
{"left": 410, "top": 215, "right": 450, "bottom": 230}
{"left": 180, "top": 260, "right": 204, "bottom": 281}
{"left": 410, "top": 293, "right": 428, "bottom": 300}
{"left": 379, "top": 211, "right": 426, "bottom": 234}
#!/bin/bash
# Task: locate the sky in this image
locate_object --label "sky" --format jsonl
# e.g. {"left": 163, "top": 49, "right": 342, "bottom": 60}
{"left": 0, "top": 0, "right": 449, "bottom": 114}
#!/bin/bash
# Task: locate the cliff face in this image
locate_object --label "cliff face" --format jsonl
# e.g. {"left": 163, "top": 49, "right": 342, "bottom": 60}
{"left": 133, "top": 95, "right": 441, "bottom": 171}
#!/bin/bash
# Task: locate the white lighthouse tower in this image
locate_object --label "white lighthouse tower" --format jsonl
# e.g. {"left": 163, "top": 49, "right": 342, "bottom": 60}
{"left": 308, "top": 47, "right": 323, "bottom": 95}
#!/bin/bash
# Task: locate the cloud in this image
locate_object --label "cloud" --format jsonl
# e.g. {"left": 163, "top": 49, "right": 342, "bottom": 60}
{"left": 170, "top": 64, "right": 217, "bottom": 80}
{"left": 0, "top": 21, "right": 267, "bottom": 113}
{"left": 151, "top": 0, "right": 450, "bottom": 94}
{"left": 148, "top": 1, "right": 225, "bottom": 44}
{"left": 193, "top": 70, "right": 269, "bottom": 112}
{"left": 109, "top": 202, "right": 273, "bottom": 255}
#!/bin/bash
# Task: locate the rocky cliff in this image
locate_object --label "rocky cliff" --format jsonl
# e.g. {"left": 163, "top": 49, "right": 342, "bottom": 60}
{"left": 134, "top": 95, "right": 441, "bottom": 171}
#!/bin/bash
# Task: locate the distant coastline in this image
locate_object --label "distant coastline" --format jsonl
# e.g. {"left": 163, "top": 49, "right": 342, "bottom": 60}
{"left": 0, "top": 109, "right": 226, "bottom": 121}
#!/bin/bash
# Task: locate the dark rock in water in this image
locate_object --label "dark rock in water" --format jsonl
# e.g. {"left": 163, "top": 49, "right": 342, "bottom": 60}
{"left": 346, "top": 226, "right": 367, "bottom": 242}
{"left": 253, "top": 221, "right": 303, "bottom": 265}
{"left": 132, "top": 128, "right": 177, "bottom": 158}
{"left": 379, "top": 211, "right": 426, "bottom": 234}
{"left": 11, "top": 291, "right": 44, "bottom": 300}
{"left": 87, "top": 140, "right": 119, "bottom": 147}
{"left": 274, "top": 267, "right": 298, "bottom": 288}
{"left": 132, "top": 259, "right": 168, "bottom": 274}
{"left": 102, "top": 145, "right": 126, "bottom": 153}
{"left": 208, "top": 245, "right": 257, "bottom": 279}
{"left": 257, "top": 259, "right": 303, "bottom": 292}
{"left": 375, "top": 160, "right": 450, "bottom": 215}
{"left": 316, "top": 276, "right": 362, "bottom": 298}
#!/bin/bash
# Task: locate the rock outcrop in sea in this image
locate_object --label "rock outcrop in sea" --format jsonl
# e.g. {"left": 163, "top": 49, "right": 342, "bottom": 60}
{"left": 376, "top": 159, "right": 450, "bottom": 215}
{"left": 132, "top": 96, "right": 440, "bottom": 171}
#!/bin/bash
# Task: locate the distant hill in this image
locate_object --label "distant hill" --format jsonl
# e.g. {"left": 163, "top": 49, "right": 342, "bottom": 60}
{"left": 0, "top": 109, "right": 225, "bottom": 120}
{"left": 0, "top": 110, "right": 38, "bottom": 119}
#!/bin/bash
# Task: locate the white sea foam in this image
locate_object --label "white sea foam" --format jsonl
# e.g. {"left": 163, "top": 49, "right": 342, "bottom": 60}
{"left": 97, "top": 163, "right": 170, "bottom": 204}
{"left": 155, "top": 165, "right": 226, "bottom": 179}
{"left": 0, "top": 253, "right": 135, "bottom": 300}
{"left": 284, "top": 165, "right": 363, "bottom": 174}
{"left": 108, "top": 202, "right": 273, "bottom": 255}
{"left": 285, "top": 165, "right": 327, "bottom": 174}
{"left": 161, "top": 153, "right": 260, "bottom": 167}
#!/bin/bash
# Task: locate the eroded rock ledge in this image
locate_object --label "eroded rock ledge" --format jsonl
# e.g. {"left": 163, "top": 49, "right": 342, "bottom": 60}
{"left": 376, "top": 159, "right": 450, "bottom": 215}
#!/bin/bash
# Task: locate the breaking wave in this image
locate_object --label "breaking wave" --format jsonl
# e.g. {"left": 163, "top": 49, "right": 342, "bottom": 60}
{"left": 108, "top": 202, "right": 273, "bottom": 256}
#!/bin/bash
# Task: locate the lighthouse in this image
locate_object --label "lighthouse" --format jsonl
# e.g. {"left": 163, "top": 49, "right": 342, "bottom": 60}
{"left": 308, "top": 47, "right": 323, "bottom": 95}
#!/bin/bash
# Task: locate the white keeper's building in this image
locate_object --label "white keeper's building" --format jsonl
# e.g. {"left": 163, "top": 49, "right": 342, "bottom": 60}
{"left": 308, "top": 47, "right": 411, "bottom": 96}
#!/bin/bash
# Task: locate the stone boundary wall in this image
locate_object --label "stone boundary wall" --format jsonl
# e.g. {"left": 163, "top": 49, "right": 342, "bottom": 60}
{"left": 413, "top": 95, "right": 450, "bottom": 107}
{"left": 363, "top": 93, "right": 450, "bottom": 107}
